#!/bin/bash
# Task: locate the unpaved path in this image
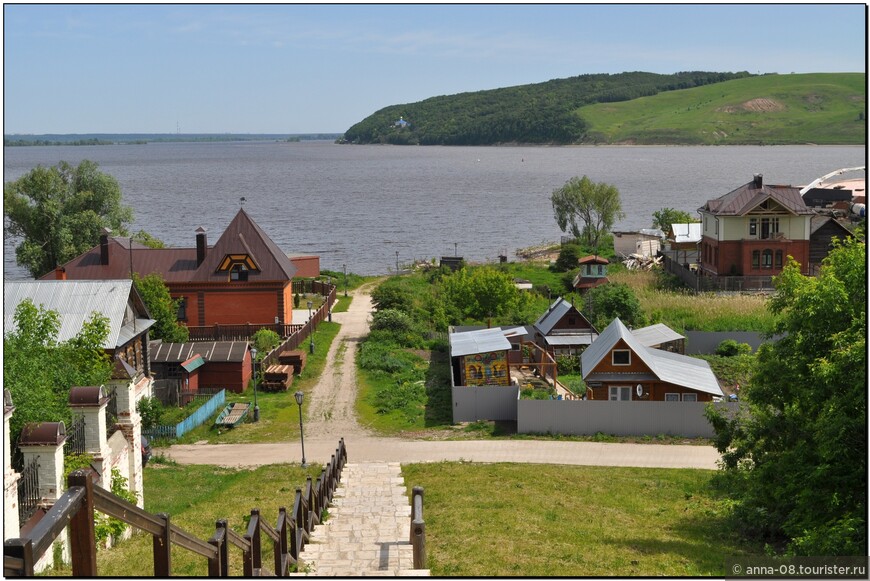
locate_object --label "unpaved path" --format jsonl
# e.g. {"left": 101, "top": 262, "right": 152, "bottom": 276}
{"left": 166, "top": 284, "right": 721, "bottom": 470}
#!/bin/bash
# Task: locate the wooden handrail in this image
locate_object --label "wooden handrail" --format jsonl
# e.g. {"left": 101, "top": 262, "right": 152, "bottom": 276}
{"left": 4, "top": 440, "right": 349, "bottom": 577}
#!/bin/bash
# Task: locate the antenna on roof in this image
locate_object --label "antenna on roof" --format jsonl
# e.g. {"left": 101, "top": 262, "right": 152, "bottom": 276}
{"left": 240, "top": 196, "right": 246, "bottom": 207}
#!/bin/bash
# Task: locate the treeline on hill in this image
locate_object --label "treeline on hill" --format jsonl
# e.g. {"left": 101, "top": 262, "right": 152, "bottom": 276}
{"left": 342, "top": 71, "right": 751, "bottom": 145}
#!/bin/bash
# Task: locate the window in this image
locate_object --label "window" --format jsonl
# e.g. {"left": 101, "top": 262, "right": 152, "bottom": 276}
{"left": 749, "top": 218, "right": 757, "bottom": 237}
{"left": 775, "top": 250, "right": 783, "bottom": 268}
{"left": 230, "top": 263, "right": 249, "bottom": 281}
{"left": 665, "top": 393, "right": 680, "bottom": 402}
{"left": 597, "top": 265, "right": 604, "bottom": 275}
{"left": 760, "top": 217, "right": 779, "bottom": 240}
{"left": 762, "top": 249, "right": 773, "bottom": 269}
{"left": 609, "top": 386, "right": 632, "bottom": 401}
{"left": 682, "top": 393, "right": 698, "bottom": 402}
{"left": 752, "top": 250, "right": 760, "bottom": 269}
{"left": 176, "top": 297, "right": 187, "bottom": 321}
{"left": 612, "top": 350, "right": 631, "bottom": 366}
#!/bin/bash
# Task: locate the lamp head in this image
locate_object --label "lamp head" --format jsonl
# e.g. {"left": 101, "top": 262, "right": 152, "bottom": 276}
{"left": 294, "top": 391, "right": 304, "bottom": 406}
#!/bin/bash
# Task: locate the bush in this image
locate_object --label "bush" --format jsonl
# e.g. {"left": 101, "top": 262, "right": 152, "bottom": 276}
{"left": 136, "top": 396, "right": 163, "bottom": 430}
{"left": 252, "top": 329, "right": 281, "bottom": 357}
{"left": 715, "top": 339, "right": 753, "bottom": 357}
{"left": 556, "top": 355, "right": 581, "bottom": 375}
{"left": 585, "top": 282, "right": 646, "bottom": 329}
{"left": 371, "top": 284, "right": 413, "bottom": 312}
{"left": 552, "top": 244, "right": 584, "bottom": 272}
{"left": 370, "top": 309, "right": 415, "bottom": 335}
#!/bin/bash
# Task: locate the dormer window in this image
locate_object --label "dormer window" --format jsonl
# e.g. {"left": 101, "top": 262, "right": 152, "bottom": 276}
{"left": 216, "top": 254, "right": 259, "bottom": 282}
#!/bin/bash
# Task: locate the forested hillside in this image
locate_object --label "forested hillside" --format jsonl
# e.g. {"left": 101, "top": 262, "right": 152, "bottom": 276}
{"left": 341, "top": 71, "right": 751, "bottom": 145}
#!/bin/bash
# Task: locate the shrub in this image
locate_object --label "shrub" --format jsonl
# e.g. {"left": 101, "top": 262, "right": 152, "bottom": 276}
{"left": 715, "top": 339, "right": 753, "bottom": 357}
{"left": 136, "top": 396, "right": 163, "bottom": 430}
{"left": 585, "top": 282, "right": 646, "bottom": 329}
{"left": 252, "top": 328, "right": 281, "bottom": 356}
{"left": 370, "top": 309, "right": 415, "bottom": 335}
{"left": 552, "top": 244, "right": 584, "bottom": 272}
{"left": 556, "top": 355, "right": 581, "bottom": 375}
{"left": 294, "top": 292, "right": 301, "bottom": 308}
{"left": 371, "top": 284, "right": 413, "bottom": 312}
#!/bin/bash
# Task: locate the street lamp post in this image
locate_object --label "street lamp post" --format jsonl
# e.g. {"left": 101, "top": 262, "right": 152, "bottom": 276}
{"left": 395, "top": 251, "right": 399, "bottom": 275}
{"left": 251, "top": 347, "right": 260, "bottom": 422}
{"left": 294, "top": 391, "right": 307, "bottom": 467}
{"left": 307, "top": 300, "right": 315, "bottom": 354}
{"left": 343, "top": 263, "right": 348, "bottom": 297}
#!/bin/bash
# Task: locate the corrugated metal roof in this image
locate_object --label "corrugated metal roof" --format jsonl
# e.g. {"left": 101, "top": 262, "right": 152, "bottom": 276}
{"left": 181, "top": 355, "right": 206, "bottom": 373}
{"left": 149, "top": 340, "right": 249, "bottom": 363}
{"left": 4, "top": 280, "right": 155, "bottom": 349}
{"left": 449, "top": 328, "right": 511, "bottom": 358}
{"left": 543, "top": 334, "right": 597, "bottom": 346}
{"left": 631, "top": 324, "right": 685, "bottom": 347}
{"left": 582, "top": 318, "right": 721, "bottom": 396}
{"left": 534, "top": 297, "right": 572, "bottom": 335}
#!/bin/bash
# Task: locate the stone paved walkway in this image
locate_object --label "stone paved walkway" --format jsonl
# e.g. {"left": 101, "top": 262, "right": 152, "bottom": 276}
{"left": 295, "top": 462, "right": 429, "bottom": 576}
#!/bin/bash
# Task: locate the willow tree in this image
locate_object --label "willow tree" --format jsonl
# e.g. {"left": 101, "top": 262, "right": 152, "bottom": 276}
{"left": 551, "top": 176, "right": 624, "bottom": 251}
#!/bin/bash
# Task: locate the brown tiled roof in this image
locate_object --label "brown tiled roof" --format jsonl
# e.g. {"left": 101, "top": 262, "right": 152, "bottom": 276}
{"left": 43, "top": 209, "right": 296, "bottom": 283}
{"left": 700, "top": 179, "right": 813, "bottom": 216}
{"left": 578, "top": 255, "right": 609, "bottom": 265}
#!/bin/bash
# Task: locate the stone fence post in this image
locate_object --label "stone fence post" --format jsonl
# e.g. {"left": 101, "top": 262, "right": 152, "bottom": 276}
{"left": 108, "top": 374, "right": 147, "bottom": 509}
{"left": 3, "top": 390, "right": 20, "bottom": 541}
{"left": 18, "top": 421, "right": 69, "bottom": 572}
{"left": 68, "top": 386, "right": 111, "bottom": 490}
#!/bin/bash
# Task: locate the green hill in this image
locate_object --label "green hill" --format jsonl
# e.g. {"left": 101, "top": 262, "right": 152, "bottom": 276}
{"left": 342, "top": 72, "right": 865, "bottom": 146}
{"left": 581, "top": 73, "right": 866, "bottom": 145}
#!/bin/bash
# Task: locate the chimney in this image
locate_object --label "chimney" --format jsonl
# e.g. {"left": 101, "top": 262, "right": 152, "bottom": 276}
{"left": 196, "top": 227, "right": 208, "bottom": 266}
{"left": 55, "top": 267, "right": 66, "bottom": 280}
{"left": 753, "top": 174, "right": 763, "bottom": 188}
{"left": 100, "top": 228, "right": 111, "bottom": 266}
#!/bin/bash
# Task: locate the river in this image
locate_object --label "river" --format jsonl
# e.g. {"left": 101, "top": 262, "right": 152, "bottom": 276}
{"left": 3, "top": 141, "right": 865, "bottom": 278}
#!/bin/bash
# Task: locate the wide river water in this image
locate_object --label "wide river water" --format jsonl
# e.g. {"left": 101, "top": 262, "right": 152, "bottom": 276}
{"left": 3, "top": 141, "right": 865, "bottom": 278}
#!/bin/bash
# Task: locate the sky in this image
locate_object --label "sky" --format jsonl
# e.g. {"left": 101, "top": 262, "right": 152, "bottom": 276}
{"left": 2, "top": 3, "right": 867, "bottom": 135}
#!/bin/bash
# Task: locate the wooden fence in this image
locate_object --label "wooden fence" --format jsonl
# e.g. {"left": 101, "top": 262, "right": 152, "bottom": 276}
{"left": 4, "top": 438, "right": 348, "bottom": 577}
{"left": 142, "top": 390, "right": 226, "bottom": 440}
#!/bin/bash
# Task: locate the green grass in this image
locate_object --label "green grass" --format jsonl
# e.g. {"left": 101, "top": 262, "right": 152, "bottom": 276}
{"left": 402, "top": 462, "right": 761, "bottom": 576}
{"left": 580, "top": 72, "right": 866, "bottom": 145}
{"left": 43, "top": 463, "right": 323, "bottom": 576}
{"left": 162, "top": 321, "right": 341, "bottom": 446}
{"left": 43, "top": 461, "right": 759, "bottom": 577}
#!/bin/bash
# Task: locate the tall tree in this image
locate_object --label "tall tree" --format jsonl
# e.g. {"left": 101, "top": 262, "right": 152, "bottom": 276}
{"left": 706, "top": 237, "right": 866, "bottom": 555}
{"left": 651, "top": 207, "right": 698, "bottom": 233}
{"left": 133, "top": 273, "right": 189, "bottom": 343}
{"left": 551, "top": 176, "right": 625, "bottom": 251}
{"left": 4, "top": 160, "right": 134, "bottom": 278}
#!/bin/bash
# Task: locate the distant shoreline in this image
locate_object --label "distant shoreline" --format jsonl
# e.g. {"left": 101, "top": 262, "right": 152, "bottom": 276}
{"left": 3, "top": 133, "right": 343, "bottom": 146}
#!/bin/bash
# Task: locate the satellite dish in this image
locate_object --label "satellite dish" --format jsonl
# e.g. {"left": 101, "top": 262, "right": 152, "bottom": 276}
{"left": 636, "top": 384, "right": 643, "bottom": 397}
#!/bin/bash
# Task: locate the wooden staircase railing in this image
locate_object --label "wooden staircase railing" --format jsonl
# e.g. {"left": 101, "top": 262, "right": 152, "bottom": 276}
{"left": 4, "top": 438, "right": 348, "bottom": 577}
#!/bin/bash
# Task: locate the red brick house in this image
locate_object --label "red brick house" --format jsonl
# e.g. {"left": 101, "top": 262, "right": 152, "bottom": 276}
{"left": 697, "top": 174, "right": 814, "bottom": 277}
{"left": 581, "top": 318, "right": 722, "bottom": 402}
{"left": 43, "top": 209, "right": 316, "bottom": 327}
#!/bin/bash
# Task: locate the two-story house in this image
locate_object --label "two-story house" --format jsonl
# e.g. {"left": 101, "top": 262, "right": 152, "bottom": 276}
{"left": 697, "top": 174, "right": 815, "bottom": 278}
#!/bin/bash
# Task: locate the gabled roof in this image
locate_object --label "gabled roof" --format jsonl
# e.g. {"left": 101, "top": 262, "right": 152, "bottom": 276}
{"left": 578, "top": 255, "right": 609, "bottom": 265}
{"left": 582, "top": 318, "right": 722, "bottom": 396}
{"left": 631, "top": 323, "right": 685, "bottom": 347}
{"left": 668, "top": 223, "right": 702, "bottom": 244}
{"left": 534, "top": 297, "right": 595, "bottom": 336}
{"left": 699, "top": 178, "right": 813, "bottom": 217}
{"left": 810, "top": 215, "right": 854, "bottom": 238}
{"left": 190, "top": 209, "right": 297, "bottom": 281}
{"left": 449, "top": 328, "right": 512, "bottom": 358}
{"left": 4, "top": 280, "right": 155, "bottom": 350}
{"left": 43, "top": 209, "right": 296, "bottom": 283}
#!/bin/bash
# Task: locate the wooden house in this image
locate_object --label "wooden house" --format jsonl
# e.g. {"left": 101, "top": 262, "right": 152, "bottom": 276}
{"left": 4, "top": 280, "right": 155, "bottom": 381}
{"left": 43, "top": 209, "right": 316, "bottom": 328}
{"left": 149, "top": 340, "right": 252, "bottom": 394}
{"left": 697, "top": 174, "right": 814, "bottom": 277}
{"left": 533, "top": 297, "right": 598, "bottom": 357}
{"left": 572, "top": 255, "right": 610, "bottom": 292}
{"left": 808, "top": 216, "right": 854, "bottom": 276}
{"left": 581, "top": 318, "right": 722, "bottom": 402}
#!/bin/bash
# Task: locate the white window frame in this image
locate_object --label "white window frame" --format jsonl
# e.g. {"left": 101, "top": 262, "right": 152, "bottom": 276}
{"left": 612, "top": 349, "right": 631, "bottom": 366}
{"left": 609, "top": 386, "right": 632, "bottom": 401}
{"left": 665, "top": 393, "right": 681, "bottom": 402}
{"left": 682, "top": 393, "right": 698, "bottom": 402}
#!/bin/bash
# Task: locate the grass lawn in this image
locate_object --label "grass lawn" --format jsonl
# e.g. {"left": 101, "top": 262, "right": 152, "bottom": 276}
{"left": 162, "top": 321, "right": 341, "bottom": 446}
{"left": 45, "top": 461, "right": 758, "bottom": 576}
{"left": 402, "top": 462, "right": 759, "bottom": 576}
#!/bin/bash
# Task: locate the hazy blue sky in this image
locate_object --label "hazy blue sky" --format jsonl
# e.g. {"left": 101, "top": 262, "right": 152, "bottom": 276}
{"left": 3, "top": 3, "right": 866, "bottom": 134}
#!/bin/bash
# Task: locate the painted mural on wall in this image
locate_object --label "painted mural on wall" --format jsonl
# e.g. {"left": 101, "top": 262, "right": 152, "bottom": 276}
{"left": 463, "top": 351, "right": 509, "bottom": 386}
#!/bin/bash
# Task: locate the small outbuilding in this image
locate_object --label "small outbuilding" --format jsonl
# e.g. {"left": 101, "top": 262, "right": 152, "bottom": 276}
{"left": 149, "top": 340, "right": 252, "bottom": 395}
{"left": 572, "top": 255, "right": 610, "bottom": 292}
{"left": 449, "top": 328, "right": 512, "bottom": 387}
